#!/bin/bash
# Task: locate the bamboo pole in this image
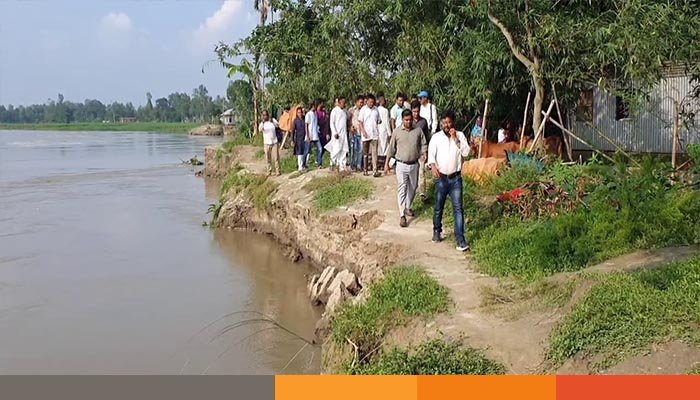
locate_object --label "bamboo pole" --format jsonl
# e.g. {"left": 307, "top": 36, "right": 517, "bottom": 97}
{"left": 583, "top": 121, "right": 641, "bottom": 167}
{"left": 545, "top": 112, "right": 617, "bottom": 164}
{"left": 519, "top": 92, "right": 531, "bottom": 149}
{"left": 527, "top": 100, "right": 555, "bottom": 153}
{"left": 478, "top": 100, "right": 490, "bottom": 158}
{"left": 551, "top": 87, "right": 572, "bottom": 161}
{"left": 672, "top": 100, "right": 680, "bottom": 169}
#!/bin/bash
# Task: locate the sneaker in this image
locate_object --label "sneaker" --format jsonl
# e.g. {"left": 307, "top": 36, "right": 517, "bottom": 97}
{"left": 456, "top": 244, "right": 471, "bottom": 252}
{"left": 431, "top": 232, "right": 442, "bottom": 243}
{"left": 405, "top": 209, "right": 415, "bottom": 217}
{"left": 400, "top": 216, "right": 408, "bottom": 228}
{"left": 373, "top": 171, "right": 381, "bottom": 178}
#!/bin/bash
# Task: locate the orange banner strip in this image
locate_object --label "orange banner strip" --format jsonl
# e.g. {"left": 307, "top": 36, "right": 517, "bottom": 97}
{"left": 275, "top": 375, "right": 418, "bottom": 400}
{"left": 417, "top": 376, "right": 556, "bottom": 400}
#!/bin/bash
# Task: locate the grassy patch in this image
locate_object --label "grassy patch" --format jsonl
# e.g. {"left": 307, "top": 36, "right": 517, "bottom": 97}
{"left": 0, "top": 122, "right": 199, "bottom": 133}
{"left": 331, "top": 266, "right": 449, "bottom": 363}
{"left": 547, "top": 257, "right": 700, "bottom": 370}
{"left": 304, "top": 175, "right": 374, "bottom": 212}
{"left": 220, "top": 169, "right": 278, "bottom": 211}
{"left": 254, "top": 149, "right": 265, "bottom": 159}
{"left": 350, "top": 339, "right": 505, "bottom": 375}
{"left": 280, "top": 154, "right": 298, "bottom": 174}
{"left": 690, "top": 363, "right": 700, "bottom": 375}
{"left": 480, "top": 278, "right": 577, "bottom": 320}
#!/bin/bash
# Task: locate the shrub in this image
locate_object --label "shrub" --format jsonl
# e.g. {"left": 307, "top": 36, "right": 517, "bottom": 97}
{"left": 350, "top": 340, "right": 505, "bottom": 375}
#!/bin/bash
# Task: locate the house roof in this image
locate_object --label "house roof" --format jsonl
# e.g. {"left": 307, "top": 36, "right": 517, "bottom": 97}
{"left": 221, "top": 109, "right": 234, "bottom": 116}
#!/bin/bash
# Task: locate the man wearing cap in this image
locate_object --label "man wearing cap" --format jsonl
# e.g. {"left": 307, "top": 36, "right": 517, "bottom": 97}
{"left": 385, "top": 109, "right": 427, "bottom": 227}
{"left": 418, "top": 90, "right": 438, "bottom": 136}
{"left": 427, "top": 110, "right": 471, "bottom": 252}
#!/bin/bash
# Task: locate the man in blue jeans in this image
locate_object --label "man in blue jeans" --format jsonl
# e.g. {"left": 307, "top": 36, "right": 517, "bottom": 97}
{"left": 348, "top": 95, "right": 365, "bottom": 171}
{"left": 426, "top": 110, "right": 471, "bottom": 252}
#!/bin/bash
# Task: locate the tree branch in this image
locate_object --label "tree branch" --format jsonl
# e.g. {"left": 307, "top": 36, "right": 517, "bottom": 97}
{"left": 487, "top": 12, "right": 534, "bottom": 71}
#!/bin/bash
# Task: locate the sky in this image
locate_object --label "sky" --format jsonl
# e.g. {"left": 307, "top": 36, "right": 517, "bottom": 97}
{"left": 0, "top": 0, "right": 257, "bottom": 106}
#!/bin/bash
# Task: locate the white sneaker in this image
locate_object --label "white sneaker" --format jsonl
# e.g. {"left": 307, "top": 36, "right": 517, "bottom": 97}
{"left": 456, "top": 244, "right": 471, "bottom": 252}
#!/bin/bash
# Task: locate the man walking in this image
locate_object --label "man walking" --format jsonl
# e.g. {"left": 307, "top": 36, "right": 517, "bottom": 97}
{"left": 348, "top": 95, "right": 365, "bottom": 171}
{"left": 305, "top": 100, "right": 323, "bottom": 168}
{"left": 389, "top": 93, "right": 405, "bottom": 132}
{"left": 412, "top": 100, "right": 431, "bottom": 198}
{"left": 259, "top": 110, "right": 281, "bottom": 176}
{"left": 377, "top": 95, "right": 392, "bottom": 161}
{"left": 326, "top": 96, "right": 349, "bottom": 171}
{"left": 427, "top": 110, "right": 471, "bottom": 252}
{"left": 358, "top": 94, "right": 381, "bottom": 177}
{"left": 292, "top": 106, "right": 308, "bottom": 171}
{"left": 418, "top": 90, "right": 438, "bottom": 135}
{"left": 385, "top": 109, "right": 427, "bottom": 227}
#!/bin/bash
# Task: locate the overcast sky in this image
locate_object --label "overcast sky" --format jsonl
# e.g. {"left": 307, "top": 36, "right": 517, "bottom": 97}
{"left": 0, "top": 0, "right": 256, "bottom": 106}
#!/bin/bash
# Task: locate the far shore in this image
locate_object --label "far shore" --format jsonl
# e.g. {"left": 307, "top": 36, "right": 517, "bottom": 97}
{"left": 0, "top": 122, "right": 203, "bottom": 133}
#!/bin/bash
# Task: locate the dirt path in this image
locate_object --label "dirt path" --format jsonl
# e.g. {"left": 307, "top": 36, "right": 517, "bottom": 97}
{"left": 217, "top": 145, "right": 700, "bottom": 374}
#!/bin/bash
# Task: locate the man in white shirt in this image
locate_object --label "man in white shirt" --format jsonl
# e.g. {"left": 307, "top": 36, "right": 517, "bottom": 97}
{"left": 389, "top": 93, "right": 406, "bottom": 132}
{"left": 358, "top": 93, "right": 381, "bottom": 177}
{"left": 377, "top": 95, "right": 392, "bottom": 159}
{"left": 305, "top": 101, "right": 320, "bottom": 167}
{"left": 258, "top": 110, "right": 281, "bottom": 176}
{"left": 427, "top": 110, "right": 471, "bottom": 252}
{"left": 418, "top": 90, "right": 438, "bottom": 136}
{"left": 325, "top": 97, "right": 349, "bottom": 171}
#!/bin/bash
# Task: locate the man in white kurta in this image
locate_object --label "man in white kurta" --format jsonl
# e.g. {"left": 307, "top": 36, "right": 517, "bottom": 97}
{"left": 325, "top": 98, "right": 349, "bottom": 171}
{"left": 377, "top": 95, "right": 392, "bottom": 157}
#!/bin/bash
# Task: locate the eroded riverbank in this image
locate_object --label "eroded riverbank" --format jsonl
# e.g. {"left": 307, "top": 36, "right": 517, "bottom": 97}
{"left": 207, "top": 143, "right": 700, "bottom": 375}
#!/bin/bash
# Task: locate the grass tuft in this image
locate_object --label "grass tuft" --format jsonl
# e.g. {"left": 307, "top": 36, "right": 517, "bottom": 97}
{"left": 331, "top": 266, "right": 449, "bottom": 362}
{"left": 547, "top": 257, "right": 700, "bottom": 370}
{"left": 350, "top": 339, "right": 506, "bottom": 375}
{"left": 220, "top": 168, "right": 278, "bottom": 212}
{"left": 304, "top": 175, "right": 374, "bottom": 212}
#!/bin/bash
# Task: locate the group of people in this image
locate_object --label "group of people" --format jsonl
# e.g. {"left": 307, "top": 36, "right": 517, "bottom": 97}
{"left": 259, "top": 91, "right": 470, "bottom": 252}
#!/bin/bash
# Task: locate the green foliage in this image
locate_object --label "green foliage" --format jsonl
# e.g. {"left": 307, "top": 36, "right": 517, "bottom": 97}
{"left": 688, "top": 144, "right": 700, "bottom": 173}
{"left": 220, "top": 169, "right": 278, "bottom": 212}
{"left": 0, "top": 85, "right": 225, "bottom": 124}
{"left": 350, "top": 340, "right": 505, "bottom": 375}
{"left": 331, "top": 266, "right": 449, "bottom": 361}
{"left": 0, "top": 122, "right": 199, "bottom": 133}
{"left": 304, "top": 175, "right": 374, "bottom": 212}
{"left": 482, "top": 162, "right": 543, "bottom": 195}
{"left": 548, "top": 258, "right": 700, "bottom": 370}
{"left": 473, "top": 161, "right": 700, "bottom": 280}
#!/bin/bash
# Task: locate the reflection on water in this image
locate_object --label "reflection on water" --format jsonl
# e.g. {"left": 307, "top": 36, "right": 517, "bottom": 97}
{"left": 0, "top": 130, "right": 320, "bottom": 374}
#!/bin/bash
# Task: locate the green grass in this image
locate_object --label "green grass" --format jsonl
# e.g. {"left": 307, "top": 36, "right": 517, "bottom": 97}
{"left": 331, "top": 266, "right": 449, "bottom": 363}
{"left": 690, "top": 364, "right": 700, "bottom": 375}
{"left": 0, "top": 122, "right": 199, "bottom": 133}
{"left": 350, "top": 339, "right": 505, "bottom": 375}
{"left": 547, "top": 257, "right": 700, "bottom": 370}
{"left": 304, "top": 175, "right": 374, "bottom": 212}
{"left": 220, "top": 169, "right": 278, "bottom": 212}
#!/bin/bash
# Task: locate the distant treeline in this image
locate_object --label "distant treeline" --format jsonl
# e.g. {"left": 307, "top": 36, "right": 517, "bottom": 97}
{"left": 0, "top": 84, "right": 237, "bottom": 124}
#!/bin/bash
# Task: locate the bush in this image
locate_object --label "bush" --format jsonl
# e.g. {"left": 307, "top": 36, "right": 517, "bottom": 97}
{"left": 331, "top": 266, "right": 449, "bottom": 362}
{"left": 473, "top": 161, "right": 700, "bottom": 280}
{"left": 350, "top": 340, "right": 505, "bottom": 375}
{"left": 548, "top": 258, "right": 700, "bottom": 369}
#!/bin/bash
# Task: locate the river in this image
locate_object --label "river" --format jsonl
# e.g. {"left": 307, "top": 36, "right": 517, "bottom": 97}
{"left": 0, "top": 130, "right": 321, "bottom": 374}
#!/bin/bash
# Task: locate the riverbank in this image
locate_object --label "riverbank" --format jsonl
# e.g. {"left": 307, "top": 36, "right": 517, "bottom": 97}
{"left": 0, "top": 122, "right": 200, "bottom": 133}
{"left": 206, "top": 143, "right": 700, "bottom": 375}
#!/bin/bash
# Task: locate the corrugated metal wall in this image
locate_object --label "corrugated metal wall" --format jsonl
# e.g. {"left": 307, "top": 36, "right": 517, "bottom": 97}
{"left": 570, "top": 75, "right": 700, "bottom": 153}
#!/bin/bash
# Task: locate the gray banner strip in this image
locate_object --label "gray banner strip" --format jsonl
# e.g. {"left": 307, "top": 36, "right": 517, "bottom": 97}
{"left": 0, "top": 375, "right": 274, "bottom": 400}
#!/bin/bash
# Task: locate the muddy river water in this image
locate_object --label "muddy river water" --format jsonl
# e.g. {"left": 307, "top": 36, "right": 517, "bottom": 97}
{"left": 0, "top": 130, "right": 320, "bottom": 374}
